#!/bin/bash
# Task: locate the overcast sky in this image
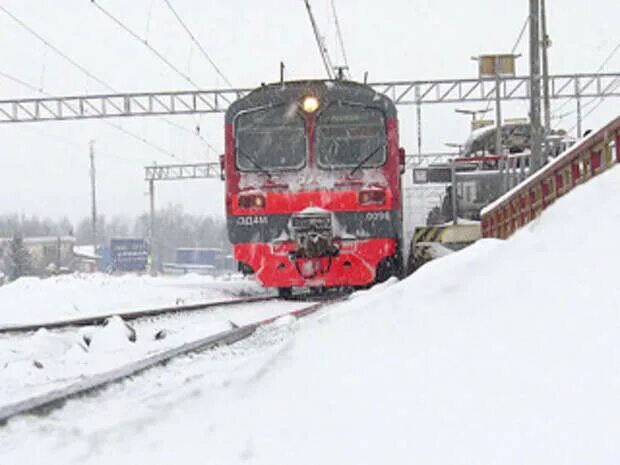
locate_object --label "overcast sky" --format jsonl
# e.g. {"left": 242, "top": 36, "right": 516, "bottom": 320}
{"left": 0, "top": 0, "right": 617, "bottom": 223}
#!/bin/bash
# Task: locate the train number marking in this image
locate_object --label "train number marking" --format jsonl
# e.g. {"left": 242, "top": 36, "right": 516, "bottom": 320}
{"left": 365, "top": 211, "right": 390, "bottom": 222}
{"left": 236, "top": 216, "right": 268, "bottom": 226}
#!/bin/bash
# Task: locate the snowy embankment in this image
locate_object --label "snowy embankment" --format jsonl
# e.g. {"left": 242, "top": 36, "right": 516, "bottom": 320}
{"left": 0, "top": 272, "right": 265, "bottom": 326}
{"left": 2, "top": 167, "right": 620, "bottom": 464}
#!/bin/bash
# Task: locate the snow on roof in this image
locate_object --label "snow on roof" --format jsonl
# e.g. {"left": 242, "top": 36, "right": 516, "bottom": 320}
{"left": 73, "top": 245, "right": 99, "bottom": 260}
{"left": 0, "top": 236, "right": 75, "bottom": 245}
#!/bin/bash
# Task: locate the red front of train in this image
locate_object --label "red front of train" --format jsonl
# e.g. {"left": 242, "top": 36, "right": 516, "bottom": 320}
{"left": 223, "top": 80, "right": 404, "bottom": 294}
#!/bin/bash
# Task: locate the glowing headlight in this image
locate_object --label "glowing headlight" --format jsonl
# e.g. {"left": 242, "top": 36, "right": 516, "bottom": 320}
{"left": 302, "top": 96, "right": 319, "bottom": 113}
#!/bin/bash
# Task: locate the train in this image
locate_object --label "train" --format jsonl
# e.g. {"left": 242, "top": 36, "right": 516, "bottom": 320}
{"left": 222, "top": 80, "right": 405, "bottom": 297}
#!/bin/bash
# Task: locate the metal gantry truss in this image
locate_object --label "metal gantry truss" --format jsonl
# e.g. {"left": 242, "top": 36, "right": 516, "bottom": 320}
{"left": 372, "top": 72, "right": 620, "bottom": 105}
{"left": 143, "top": 153, "right": 455, "bottom": 187}
{"left": 144, "top": 162, "right": 220, "bottom": 181}
{"left": 144, "top": 161, "right": 221, "bottom": 272}
{"left": 0, "top": 89, "right": 249, "bottom": 123}
{"left": 0, "top": 72, "right": 618, "bottom": 123}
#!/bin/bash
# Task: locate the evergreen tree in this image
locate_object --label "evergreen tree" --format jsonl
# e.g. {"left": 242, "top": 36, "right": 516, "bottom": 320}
{"left": 6, "top": 234, "right": 33, "bottom": 281}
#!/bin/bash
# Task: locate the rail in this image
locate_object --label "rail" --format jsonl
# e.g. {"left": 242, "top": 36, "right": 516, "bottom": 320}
{"left": 0, "top": 295, "right": 275, "bottom": 334}
{"left": 0, "top": 296, "right": 345, "bottom": 424}
{"left": 481, "top": 116, "right": 620, "bottom": 239}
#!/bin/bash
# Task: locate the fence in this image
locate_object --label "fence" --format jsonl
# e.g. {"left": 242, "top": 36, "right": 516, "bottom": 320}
{"left": 481, "top": 116, "right": 620, "bottom": 239}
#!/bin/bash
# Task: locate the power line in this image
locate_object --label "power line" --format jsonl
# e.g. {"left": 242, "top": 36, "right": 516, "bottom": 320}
{"left": 330, "top": 0, "right": 349, "bottom": 72}
{"left": 0, "top": 70, "right": 43, "bottom": 93}
{"left": 91, "top": 0, "right": 222, "bottom": 152}
{"left": 0, "top": 4, "right": 215, "bottom": 156}
{"left": 568, "top": 76, "right": 620, "bottom": 132}
{"left": 0, "top": 5, "right": 115, "bottom": 92}
{"left": 552, "top": 40, "right": 620, "bottom": 118}
{"left": 162, "top": 0, "right": 233, "bottom": 88}
{"left": 91, "top": 0, "right": 203, "bottom": 90}
{"left": 511, "top": 15, "right": 529, "bottom": 55}
{"left": 0, "top": 69, "right": 182, "bottom": 161}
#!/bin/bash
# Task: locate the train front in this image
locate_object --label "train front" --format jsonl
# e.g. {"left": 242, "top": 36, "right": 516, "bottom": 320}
{"left": 223, "top": 80, "right": 403, "bottom": 294}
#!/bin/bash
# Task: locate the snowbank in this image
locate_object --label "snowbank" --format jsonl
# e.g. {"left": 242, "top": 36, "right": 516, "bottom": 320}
{"left": 3, "top": 167, "right": 620, "bottom": 464}
{"left": 111, "top": 167, "right": 620, "bottom": 463}
{"left": 0, "top": 272, "right": 265, "bottom": 326}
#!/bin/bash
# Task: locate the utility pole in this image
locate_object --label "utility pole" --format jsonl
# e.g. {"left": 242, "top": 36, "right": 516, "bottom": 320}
{"left": 415, "top": 85, "right": 422, "bottom": 155}
{"left": 575, "top": 78, "right": 583, "bottom": 136}
{"left": 148, "top": 178, "right": 156, "bottom": 275}
{"left": 529, "top": 0, "right": 544, "bottom": 171}
{"left": 541, "top": 0, "right": 552, "bottom": 134}
{"left": 89, "top": 140, "right": 97, "bottom": 248}
{"left": 494, "top": 55, "right": 503, "bottom": 160}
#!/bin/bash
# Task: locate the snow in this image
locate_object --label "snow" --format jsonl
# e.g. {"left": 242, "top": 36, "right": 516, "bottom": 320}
{"left": 87, "top": 316, "right": 136, "bottom": 352}
{"left": 2, "top": 166, "right": 620, "bottom": 464}
{"left": 0, "top": 298, "right": 306, "bottom": 407}
{"left": 0, "top": 272, "right": 266, "bottom": 326}
{"left": 73, "top": 244, "right": 98, "bottom": 259}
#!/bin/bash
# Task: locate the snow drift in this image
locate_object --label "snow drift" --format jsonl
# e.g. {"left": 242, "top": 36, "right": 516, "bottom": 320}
{"left": 0, "top": 273, "right": 264, "bottom": 326}
{"left": 127, "top": 166, "right": 620, "bottom": 464}
{"left": 3, "top": 166, "right": 620, "bottom": 465}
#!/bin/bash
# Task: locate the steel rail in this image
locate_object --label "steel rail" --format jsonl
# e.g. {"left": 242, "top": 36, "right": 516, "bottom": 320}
{"left": 0, "top": 295, "right": 276, "bottom": 334}
{"left": 0, "top": 296, "right": 344, "bottom": 424}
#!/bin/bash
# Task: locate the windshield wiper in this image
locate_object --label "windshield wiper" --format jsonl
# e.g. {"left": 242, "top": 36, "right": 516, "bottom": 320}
{"left": 349, "top": 144, "right": 384, "bottom": 175}
{"left": 236, "top": 146, "right": 272, "bottom": 178}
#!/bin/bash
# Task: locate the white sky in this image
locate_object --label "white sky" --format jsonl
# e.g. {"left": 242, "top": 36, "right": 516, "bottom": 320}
{"left": 0, "top": 0, "right": 617, "bottom": 222}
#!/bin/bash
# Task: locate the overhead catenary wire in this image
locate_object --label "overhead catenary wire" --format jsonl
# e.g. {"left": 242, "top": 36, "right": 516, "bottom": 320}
{"left": 0, "top": 69, "right": 181, "bottom": 161}
{"left": 552, "top": 39, "right": 620, "bottom": 119}
{"left": 90, "top": 0, "right": 222, "bottom": 154}
{"left": 568, "top": 77, "right": 620, "bottom": 132}
{"left": 0, "top": 4, "right": 215, "bottom": 158}
{"left": 91, "top": 0, "right": 203, "bottom": 90}
{"left": 162, "top": 0, "right": 233, "bottom": 88}
{"left": 329, "top": 0, "right": 349, "bottom": 74}
{"left": 0, "top": 5, "right": 115, "bottom": 92}
{"left": 511, "top": 15, "right": 529, "bottom": 55}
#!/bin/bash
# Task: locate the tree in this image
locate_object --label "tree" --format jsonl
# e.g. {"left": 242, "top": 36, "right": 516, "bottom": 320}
{"left": 5, "top": 234, "right": 33, "bottom": 281}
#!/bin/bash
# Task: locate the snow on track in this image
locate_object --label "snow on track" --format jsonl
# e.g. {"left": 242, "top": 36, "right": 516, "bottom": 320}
{"left": 0, "top": 313, "right": 305, "bottom": 463}
{"left": 0, "top": 273, "right": 266, "bottom": 327}
{"left": 3, "top": 167, "right": 620, "bottom": 464}
{"left": 0, "top": 299, "right": 306, "bottom": 408}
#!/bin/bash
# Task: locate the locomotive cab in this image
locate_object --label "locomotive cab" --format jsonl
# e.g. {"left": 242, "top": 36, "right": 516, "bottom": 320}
{"left": 224, "top": 80, "right": 404, "bottom": 293}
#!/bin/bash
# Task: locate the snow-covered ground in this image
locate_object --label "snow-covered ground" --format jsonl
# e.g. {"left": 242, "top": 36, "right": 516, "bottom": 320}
{"left": 0, "top": 299, "right": 305, "bottom": 407}
{"left": 0, "top": 272, "right": 266, "bottom": 326}
{"left": 0, "top": 272, "right": 286, "bottom": 410}
{"left": 2, "top": 166, "right": 620, "bottom": 464}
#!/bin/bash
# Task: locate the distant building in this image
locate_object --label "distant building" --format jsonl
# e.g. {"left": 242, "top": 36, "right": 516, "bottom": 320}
{"left": 73, "top": 245, "right": 99, "bottom": 273}
{"left": 0, "top": 236, "right": 76, "bottom": 275}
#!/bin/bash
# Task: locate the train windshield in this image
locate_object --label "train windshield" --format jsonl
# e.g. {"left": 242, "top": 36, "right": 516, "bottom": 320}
{"left": 235, "top": 104, "right": 306, "bottom": 172}
{"left": 315, "top": 103, "right": 386, "bottom": 170}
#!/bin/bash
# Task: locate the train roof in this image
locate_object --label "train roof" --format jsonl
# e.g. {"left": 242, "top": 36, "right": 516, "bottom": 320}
{"left": 225, "top": 80, "right": 397, "bottom": 123}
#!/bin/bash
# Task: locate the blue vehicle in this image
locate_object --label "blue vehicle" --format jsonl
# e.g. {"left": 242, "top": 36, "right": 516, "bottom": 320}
{"left": 109, "top": 238, "right": 149, "bottom": 272}
{"left": 163, "top": 247, "right": 234, "bottom": 275}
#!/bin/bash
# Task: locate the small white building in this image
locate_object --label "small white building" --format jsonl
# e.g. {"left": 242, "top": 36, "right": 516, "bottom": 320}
{"left": 0, "top": 236, "right": 76, "bottom": 275}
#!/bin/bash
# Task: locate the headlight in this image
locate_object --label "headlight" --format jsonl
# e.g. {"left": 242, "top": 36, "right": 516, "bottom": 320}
{"left": 302, "top": 96, "right": 319, "bottom": 113}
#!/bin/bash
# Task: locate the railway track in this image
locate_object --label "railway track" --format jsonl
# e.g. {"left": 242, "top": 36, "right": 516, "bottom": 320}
{"left": 0, "top": 295, "right": 276, "bottom": 334}
{"left": 0, "top": 295, "right": 346, "bottom": 425}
